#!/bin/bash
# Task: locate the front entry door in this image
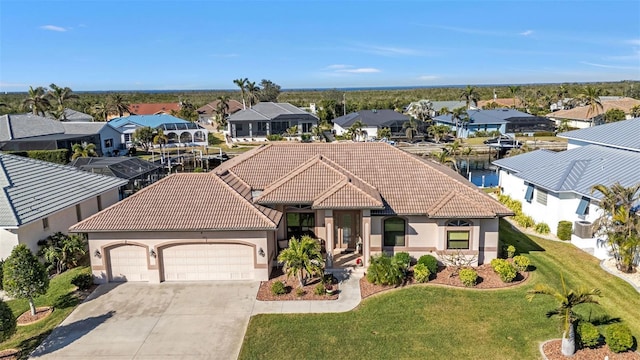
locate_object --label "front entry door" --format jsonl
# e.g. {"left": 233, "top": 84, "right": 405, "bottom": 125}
{"left": 334, "top": 211, "right": 360, "bottom": 251}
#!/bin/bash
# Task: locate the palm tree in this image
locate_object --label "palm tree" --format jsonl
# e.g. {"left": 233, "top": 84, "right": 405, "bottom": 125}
{"left": 245, "top": 81, "right": 260, "bottom": 108}
{"left": 556, "top": 85, "right": 570, "bottom": 103}
{"left": 506, "top": 143, "right": 533, "bottom": 157}
{"left": 47, "top": 83, "right": 78, "bottom": 120}
{"left": 92, "top": 102, "right": 109, "bottom": 122}
{"left": 630, "top": 104, "right": 640, "bottom": 118}
{"left": 527, "top": 275, "right": 601, "bottom": 356}
{"left": 214, "top": 95, "right": 230, "bottom": 130}
{"left": 405, "top": 99, "right": 433, "bottom": 123}
{"left": 23, "top": 86, "right": 51, "bottom": 116}
{"left": 578, "top": 86, "right": 603, "bottom": 125}
{"left": 450, "top": 107, "right": 468, "bottom": 137}
{"left": 277, "top": 235, "right": 324, "bottom": 287}
{"left": 402, "top": 117, "right": 420, "bottom": 141}
{"left": 349, "top": 119, "right": 365, "bottom": 141}
{"left": 233, "top": 78, "right": 248, "bottom": 109}
{"left": 508, "top": 85, "right": 521, "bottom": 108}
{"left": 591, "top": 182, "right": 640, "bottom": 273}
{"left": 461, "top": 146, "right": 474, "bottom": 175}
{"left": 71, "top": 142, "right": 97, "bottom": 159}
{"left": 108, "top": 93, "right": 130, "bottom": 117}
{"left": 459, "top": 85, "right": 479, "bottom": 109}
{"left": 285, "top": 125, "right": 299, "bottom": 139}
{"left": 431, "top": 150, "right": 458, "bottom": 171}
{"left": 427, "top": 124, "right": 450, "bottom": 143}
{"left": 446, "top": 140, "right": 461, "bottom": 156}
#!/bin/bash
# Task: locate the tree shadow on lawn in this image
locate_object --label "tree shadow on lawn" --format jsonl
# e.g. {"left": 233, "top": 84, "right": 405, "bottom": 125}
{"left": 26, "top": 310, "right": 115, "bottom": 358}
{"left": 499, "top": 219, "right": 545, "bottom": 254}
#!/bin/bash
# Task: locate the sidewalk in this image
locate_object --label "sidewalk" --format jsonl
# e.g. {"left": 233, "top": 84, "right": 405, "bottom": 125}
{"left": 251, "top": 268, "right": 363, "bottom": 315}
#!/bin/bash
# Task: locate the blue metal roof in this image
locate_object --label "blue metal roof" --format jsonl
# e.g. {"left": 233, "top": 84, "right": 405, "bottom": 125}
{"left": 558, "top": 117, "right": 640, "bottom": 152}
{"left": 433, "top": 109, "right": 533, "bottom": 126}
{"left": 493, "top": 144, "right": 640, "bottom": 199}
{"left": 108, "top": 115, "right": 190, "bottom": 129}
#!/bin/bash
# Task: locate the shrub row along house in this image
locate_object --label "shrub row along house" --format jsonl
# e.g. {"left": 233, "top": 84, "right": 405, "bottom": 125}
{"left": 493, "top": 117, "right": 640, "bottom": 259}
{"left": 71, "top": 142, "right": 512, "bottom": 283}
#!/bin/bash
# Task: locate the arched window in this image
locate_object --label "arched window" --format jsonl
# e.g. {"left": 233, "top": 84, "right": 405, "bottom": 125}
{"left": 446, "top": 219, "right": 471, "bottom": 249}
{"left": 384, "top": 217, "right": 406, "bottom": 247}
{"left": 446, "top": 219, "right": 471, "bottom": 227}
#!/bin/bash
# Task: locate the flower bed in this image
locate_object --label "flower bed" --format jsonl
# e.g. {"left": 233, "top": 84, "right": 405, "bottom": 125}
{"left": 256, "top": 267, "right": 339, "bottom": 301}
{"left": 542, "top": 339, "right": 640, "bottom": 360}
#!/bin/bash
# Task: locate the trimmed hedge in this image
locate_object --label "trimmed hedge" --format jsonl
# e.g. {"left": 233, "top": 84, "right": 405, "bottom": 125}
{"left": 266, "top": 134, "right": 284, "bottom": 141}
{"left": 417, "top": 254, "right": 439, "bottom": 275}
{"left": 513, "top": 255, "right": 530, "bottom": 272}
{"left": 459, "top": 268, "right": 478, "bottom": 287}
{"left": 367, "top": 254, "right": 404, "bottom": 286}
{"left": 557, "top": 220, "right": 573, "bottom": 240}
{"left": 6, "top": 149, "right": 69, "bottom": 164}
{"left": 535, "top": 222, "right": 551, "bottom": 234}
{"left": 271, "top": 281, "right": 286, "bottom": 295}
{"left": 577, "top": 321, "right": 600, "bottom": 348}
{"left": 604, "top": 324, "right": 634, "bottom": 353}
{"left": 490, "top": 258, "right": 517, "bottom": 283}
{"left": 515, "top": 214, "right": 535, "bottom": 228}
{"left": 413, "top": 263, "right": 430, "bottom": 283}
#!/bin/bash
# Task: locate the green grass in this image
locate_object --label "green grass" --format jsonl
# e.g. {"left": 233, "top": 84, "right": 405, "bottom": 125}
{"left": 240, "top": 220, "right": 640, "bottom": 360}
{"left": 0, "top": 266, "right": 90, "bottom": 356}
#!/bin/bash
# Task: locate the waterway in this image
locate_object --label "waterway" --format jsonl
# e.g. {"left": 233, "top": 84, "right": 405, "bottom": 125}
{"left": 456, "top": 156, "right": 499, "bottom": 188}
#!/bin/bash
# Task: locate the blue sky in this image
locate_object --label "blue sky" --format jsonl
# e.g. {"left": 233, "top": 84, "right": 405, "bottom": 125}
{"left": 1, "top": 0, "right": 639, "bottom": 91}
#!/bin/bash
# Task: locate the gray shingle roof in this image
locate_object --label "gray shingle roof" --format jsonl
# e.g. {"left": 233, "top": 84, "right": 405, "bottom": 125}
{"left": 0, "top": 114, "right": 65, "bottom": 141}
{"left": 45, "top": 109, "right": 94, "bottom": 122}
{"left": 493, "top": 145, "right": 640, "bottom": 199}
{"left": 0, "top": 154, "right": 127, "bottom": 227}
{"left": 61, "top": 122, "right": 109, "bottom": 135}
{"left": 227, "top": 102, "right": 318, "bottom": 122}
{"left": 558, "top": 117, "right": 640, "bottom": 151}
{"left": 333, "top": 110, "right": 409, "bottom": 128}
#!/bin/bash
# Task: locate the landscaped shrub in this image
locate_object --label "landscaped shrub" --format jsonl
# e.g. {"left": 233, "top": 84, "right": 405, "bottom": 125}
{"left": 271, "top": 281, "right": 286, "bottom": 295}
{"left": 459, "top": 268, "right": 478, "bottom": 287}
{"left": 71, "top": 273, "right": 94, "bottom": 290}
{"left": 0, "top": 299, "right": 16, "bottom": 343}
{"left": 7, "top": 149, "right": 69, "bottom": 164}
{"left": 413, "top": 263, "right": 430, "bottom": 283}
{"left": 394, "top": 252, "right": 411, "bottom": 271}
{"left": 417, "top": 254, "right": 439, "bottom": 275}
{"left": 314, "top": 283, "right": 326, "bottom": 295}
{"left": 366, "top": 254, "right": 404, "bottom": 286}
{"left": 512, "top": 255, "right": 531, "bottom": 272}
{"left": 507, "top": 245, "right": 516, "bottom": 258}
{"left": 578, "top": 321, "right": 600, "bottom": 348}
{"left": 490, "top": 258, "right": 517, "bottom": 283}
{"left": 295, "top": 288, "right": 306, "bottom": 297}
{"left": 535, "top": 222, "right": 551, "bottom": 234}
{"left": 515, "top": 214, "right": 535, "bottom": 228}
{"left": 557, "top": 221, "right": 573, "bottom": 240}
{"left": 266, "top": 134, "right": 284, "bottom": 141}
{"left": 300, "top": 134, "right": 312, "bottom": 142}
{"left": 604, "top": 324, "right": 634, "bottom": 353}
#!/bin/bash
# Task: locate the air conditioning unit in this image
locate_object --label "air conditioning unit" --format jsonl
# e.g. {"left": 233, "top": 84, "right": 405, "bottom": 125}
{"left": 574, "top": 221, "right": 593, "bottom": 239}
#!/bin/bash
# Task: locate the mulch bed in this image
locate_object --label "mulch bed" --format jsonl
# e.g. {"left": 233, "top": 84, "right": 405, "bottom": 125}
{"left": 256, "top": 267, "right": 339, "bottom": 301}
{"left": 542, "top": 339, "right": 640, "bottom": 359}
{"left": 360, "top": 264, "right": 530, "bottom": 299}
{"left": 16, "top": 307, "right": 53, "bottom": 326}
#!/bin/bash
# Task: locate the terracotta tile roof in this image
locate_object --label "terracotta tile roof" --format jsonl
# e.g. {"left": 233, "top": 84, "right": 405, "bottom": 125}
{"left": 478, "top": 98, "right": 522, "bottom": 108}
{"left": 546, "top": 97, "right": 640, "bottom": 120}
{"left": 218, "top": 142, "right": 511, "bottom": 217}
{"left": 197, "top": 99, "right": 244, "bottom": 116}
{"left": 427, "top": 191, "right": 497, "bottom": 218}
{"left": 312, "top": 180, "right": 384, "bottom": 209}
{"left": 71, "top": 173, "right": 281, "bottom": 232}
{"left": 129, "top": 103, "right": 181, "bottom": 115}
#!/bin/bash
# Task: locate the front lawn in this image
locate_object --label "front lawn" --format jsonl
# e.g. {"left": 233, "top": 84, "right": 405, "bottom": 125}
{"left": 0, "top": 266, "right": 90, "bottom": 357}
{"left": 240, "top": 220, "right": 640, "bottom": 359}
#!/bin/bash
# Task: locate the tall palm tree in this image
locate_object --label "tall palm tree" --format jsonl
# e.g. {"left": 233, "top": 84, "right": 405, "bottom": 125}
{"left": 215, "top": 95, "right": 230, "bottom": 130}
{"left": 108, "top": 93, "right": 130, "bottom": 117}
{"left": 349, "top": 119, "right": 365, "bottom": 141}
{"left": 527, "top": 275, "right": 601, "bottom": 356}
{"left": 430, "top": 150, "right": 458, "bottom": 171}
{"left": 277, "top": 235, "right": 324, "bottom": 287}
{"left": 47, "top": 83, "right": 78, "bottom": 120}
{"left": 405, "top": 99, "right": 433, "bottom": 123}
{"left": 508, "top": 85, "right": 521, "bottom": 108}
{"left": 92, "top": 102, "right": 109, "bottom": 122}
{"left": 427, "top": 124, "right": 450, "bottom": 143}
{"left": 450, "top": 107, "right": 468, "bottom": 137}
{"left": 578, "top": 86, "right": 603, "bottom": 125}
{"left": 245, "top": 81, "right": 260, "bottom": 108}
{"left": 402, "top": 117, "right": 420, "bottom": 141}
{"left": 591, "top": 182, "right": 640, "bottom": 273}
{"left": 556, "top": 85, "right": 570, "bottom": 103}
{"left": 23, "top": 86, "right": 51, "bottom": 116}
{"left": 461, "top": 146, "right": 474, "bottom": 175}
{"left": 233, "top": 78, "right": 248, "bottom": 109}
{"left": 459, "top": 85, "right": 479, "bottom": 109}
{"left": 71, "top": 142, "right": 97, "bottom": 159}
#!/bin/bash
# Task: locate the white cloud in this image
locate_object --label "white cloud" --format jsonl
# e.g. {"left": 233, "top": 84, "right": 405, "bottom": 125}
{"left": 626, "top": 39, "right": 640, "bottom": 46}
{"left": 417, "top": 75, "right": 438, "bottom": 81}
{"left": 340, "top": 68, "right": 380, "bottom": 73}
{"left": 360, "top": 45, "right": 420, "bottom": 56}
{"left": 324, "top": 65, "right": 380, "bottom": 74}
{"left": 519, "top": 30, "right": 534, "bottom": 36}
{"left": 40, "top": 25, "right": 67, "bottom": 32}
{"left": 580, "top": 61, "right": 638, "bottom": 70}
{"left": 326, "top": 64, "right": 351, "bottom": 70}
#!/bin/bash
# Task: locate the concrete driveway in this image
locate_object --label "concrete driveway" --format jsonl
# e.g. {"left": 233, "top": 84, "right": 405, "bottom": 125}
{"left": 30, "top": 281, "right": 259, "bottom": 360}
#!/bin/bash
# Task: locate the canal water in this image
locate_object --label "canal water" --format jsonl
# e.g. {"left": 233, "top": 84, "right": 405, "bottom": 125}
{"left": 456, "top": 156, "right": 499, "bottom": 188}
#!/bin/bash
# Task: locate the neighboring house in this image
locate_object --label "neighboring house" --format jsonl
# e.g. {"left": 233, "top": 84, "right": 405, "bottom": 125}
{"left": 477, "top": 98, "right": 523, "bottom": 109}
{"left": 546, "top": 96, "right": 640, "bottom": 129}
{"left": 333, "top": 109, "right": 409, "bottom": 140}
{"left": 433, "top": 109, "right": 554, "bottom": 138}
{"left": 71, "top": 142, "right": 511, "bottom": 283}
{"left": 128, "top": 103, "right": 181, "bottom": 116}
{"left": 46, "top": 108, "right": 94, "bottom": 122}
{"left": 197, "top": 99, "right": 243, "bottom": 125}
{"left": 68, "top": 157, "right": 164, "bottom": 196}
{"left": 493, "top": 118, "right": 640, "bottom": 259}
{"left": 108, "top": 115, "right": 208, "bottom": 148}
{"left": 225, "top": 102, "right": 318, "bottom": 141}
{"left": 430, "top": 101, "right": 467, "bottom": 115}
{"left": 0, "top": 114, "right": 123, "bottom": 156}
{"left": 0, "top": 154, "right": 127, "bottom": 259}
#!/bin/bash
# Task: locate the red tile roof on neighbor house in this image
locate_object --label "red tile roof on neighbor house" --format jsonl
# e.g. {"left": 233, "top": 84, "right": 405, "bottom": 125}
{"left": 71, "top": 142, "right": 512, "bottom": 232}
{"left": 128, "top": 103, "right": 181, "bottom": 115}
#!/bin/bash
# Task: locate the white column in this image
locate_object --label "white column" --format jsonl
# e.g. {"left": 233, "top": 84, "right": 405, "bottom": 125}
{"left": 362, "top": 210, "right": 371, "bottom": 267}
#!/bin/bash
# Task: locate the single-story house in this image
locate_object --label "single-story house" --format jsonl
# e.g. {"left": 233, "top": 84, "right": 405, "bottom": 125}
{"left": 68, "top": 157, "right": 164, "bottom": 196}
{"left": 333, "top": 109, "right": 410, "bottom": 140}
{"left": 197, "top": 99, "right": 244, "bottom": 125}
{"left": 71, "top": 142, "right": 511, "bottom": 283}
{"left": 433, "top": 109, "right": 555, "bottom": 138}
{"left": 477, "top": 98, "right": 523, "bottom": 109}
{"left": 108, "top": 115, "right": 208, "bottom": 148}
{"left": 0, "top": 114, "right": 123, "bottom": 156}
{"left": 493, "top": 118, "right": 640, "bottom": 258}
{"left": 546, "top": 96, "right": 640, "bottom": 129}
{"left": 225, "top": 102, "right": 318, "bottom": 142}
{"left": 0, "top": 154, "right": 127, "bottom": 259}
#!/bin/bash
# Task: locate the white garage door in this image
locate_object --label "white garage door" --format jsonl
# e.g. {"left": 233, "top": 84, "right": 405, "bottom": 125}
{"left": 162, "top": 244, "right": 254, "bottom": 281}
{"left": 109, "top": 245, "right": 148, "bottom": 282}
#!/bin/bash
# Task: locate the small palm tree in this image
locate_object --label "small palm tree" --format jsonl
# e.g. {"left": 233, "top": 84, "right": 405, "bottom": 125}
{"left": 450, "top": 107, "right": 468, "bottom": 137}
{"left": 461, "top": 146, "right": 474, "bottom": 175}
{"left": 460, "top": 85, "right": 479, "bottom": 109}
{"left": 527, "top": 275, "right": 601, "bottom": 356}
{"left": 245, "top": 81, "right": 260, "bottom": 108}
{"left": 431, "top": 150, "right": 458, "bottom": 171}
{"left": 578, "top": 86, "right": 603, "bottom": 125}
{"left": 402, "top": 117, "right": 420, "bottom": 141}
{"left": 71, "top": 142, "right": 97, "bottom": 159}
{"left": 285, "top": 125, "right": 299, "bottom": 139}
{"left": 215, "top": 95, "right": 230, "bottom": 130}
{"left": 630, "top": 105, "right": 640, "bottom": 118}
{"left": 350, "top": 119, "right": 365, "bottom": 141}
{"left": 277, "top": 235, "right": 324, "bottom": 287}
{"left": 233, "top": 78, "right": 248, "bottom": 109}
